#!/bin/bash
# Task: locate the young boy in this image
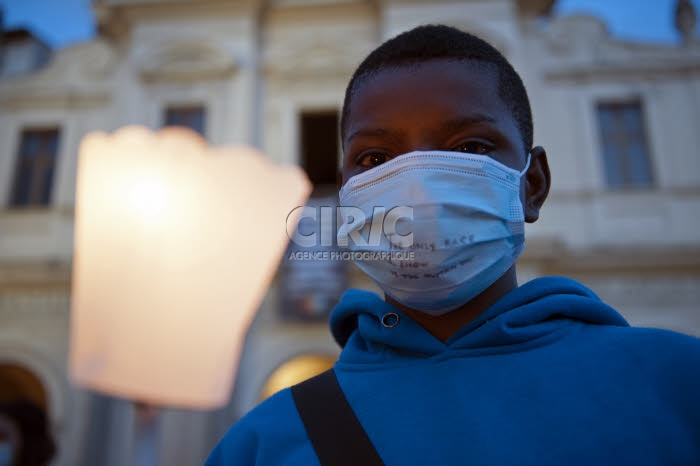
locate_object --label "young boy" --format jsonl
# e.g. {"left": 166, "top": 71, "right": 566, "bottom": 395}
{"left": 206, "top": 25, "right": 700, "bottom": 465}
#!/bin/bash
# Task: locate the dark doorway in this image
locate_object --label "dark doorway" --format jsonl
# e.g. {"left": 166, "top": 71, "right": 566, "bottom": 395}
{"left": 279, "top": 109, "right": 346, "bottom": 322}
{"left": 300, "top": 111, "right": 339, "bottom": 197}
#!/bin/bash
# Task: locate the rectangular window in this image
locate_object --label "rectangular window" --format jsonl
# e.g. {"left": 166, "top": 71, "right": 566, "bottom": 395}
{"left": 597, "top": 101, "right": 654, "bottom": 189}
{"left": 10, "top": 128, "right": 60, "bottom": 207}
{"left": 163, "top": 105, "right": 206, "bottom": 136}
{"left": 300, "top": 111, "right": 339, "bottom": 197}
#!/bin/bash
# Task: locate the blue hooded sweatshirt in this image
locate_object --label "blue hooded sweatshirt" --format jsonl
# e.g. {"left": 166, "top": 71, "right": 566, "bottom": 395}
{"left": 205, "top": 276, "right": 700, "bottom": 465}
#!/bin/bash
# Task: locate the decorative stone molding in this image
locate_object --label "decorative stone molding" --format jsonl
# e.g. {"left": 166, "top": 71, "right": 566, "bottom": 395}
{"left": 0, "top": 262, "right": 72, "bottom": 289}
{"left": 0, "top": 288, "right": 71, "bottom": 311}
{"left": 268, "top": 0, "right": 367, "bottom": 6}
{"left": 545, "top": 14, "right": 609, "bottom": 56}
{"left": 542, "top": 14, "right": 700, "bottom": 82}
{"left": 134, "top": 39, "right": 238, "bottom": 83}
{"left": 67, "top": 40, "right": 119, "bottom": 79}
{"left": 544, "top": 61, "right": 700, "bottom": 83}
{"left": 515, "top": 0, "right": 555, "bottom": 17}
{"left": 263, "top": 33, "right": 374, "bottom": 78}
{"left": 94, "top": 2, "right": 131, "bottom": 42}
{"left": 0, "top": 91, "right": 111, "bottom": 112}
{"left": 0, "top": 40, "right": 116, "bottom": 110}
{"left": 1, "top": 40, "right": 117, "bottom": 86}
{"left": 521, "top": 241, "right": 700, "bottom": 271}
{"left": 675, "top": 0, "right": 698, "bottom": 45}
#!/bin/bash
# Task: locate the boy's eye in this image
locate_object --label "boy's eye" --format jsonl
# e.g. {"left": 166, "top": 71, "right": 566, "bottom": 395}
{"left": 453, "top": 141, "right": 493, "bottom": 155}
{"left": 358, "top": 152, "right": 388, "bottom": 167}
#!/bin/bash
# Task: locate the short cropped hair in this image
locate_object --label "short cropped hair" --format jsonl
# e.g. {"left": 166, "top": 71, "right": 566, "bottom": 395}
{"left": 341, "top": 24, "right": 534, "bottom": 153}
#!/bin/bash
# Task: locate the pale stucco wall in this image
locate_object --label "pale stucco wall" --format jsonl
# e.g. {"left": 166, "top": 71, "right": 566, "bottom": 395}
{"left": 0, "top": 1, "right": 698, "bottom": 465}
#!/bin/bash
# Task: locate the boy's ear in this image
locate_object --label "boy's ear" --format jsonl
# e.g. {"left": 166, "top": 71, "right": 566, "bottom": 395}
{"left": 523, "top": 146, "right": 551, "bottom": 223}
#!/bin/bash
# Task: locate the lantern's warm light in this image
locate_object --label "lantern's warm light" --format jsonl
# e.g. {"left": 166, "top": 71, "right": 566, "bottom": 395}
{"left": 69, "top": 126, "right": 311, "bottom": 409}
{"left": 127, "top": 177, "right": 168, "bottom": 218}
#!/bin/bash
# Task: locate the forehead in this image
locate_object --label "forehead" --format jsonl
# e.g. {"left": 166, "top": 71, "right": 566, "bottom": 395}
{"left": 344, "top": 59, "right": 512, "bottom": 143}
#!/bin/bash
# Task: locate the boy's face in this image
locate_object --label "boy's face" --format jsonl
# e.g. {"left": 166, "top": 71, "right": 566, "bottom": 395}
{"left": 341, "top": 59, "right": 526, "bottom": 181}
{"left": 340, "top": 58, "right": 549, "bottom": 223}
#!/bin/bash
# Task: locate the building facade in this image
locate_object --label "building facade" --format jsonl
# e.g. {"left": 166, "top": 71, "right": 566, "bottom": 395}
{"left": 0, "top": 0, "right": 699, "bottom": 464}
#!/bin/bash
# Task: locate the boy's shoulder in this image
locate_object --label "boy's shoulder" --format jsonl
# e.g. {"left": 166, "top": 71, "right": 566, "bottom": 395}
{"left": 581, "top": 323, "right": 700, "bottom": 383}
{"left": 205, "top": 388, "right": 315, "bottom": 466}
{"left": 599, "top": 324, "right": 700, "bottom": 352}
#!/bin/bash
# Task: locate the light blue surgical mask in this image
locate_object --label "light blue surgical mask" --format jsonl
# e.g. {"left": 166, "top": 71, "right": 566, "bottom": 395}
{"left": 338, "top": 150, "right": 530, "bottom": 315}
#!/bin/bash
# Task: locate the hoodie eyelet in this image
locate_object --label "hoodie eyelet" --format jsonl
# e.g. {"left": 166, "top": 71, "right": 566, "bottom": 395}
{"left": 382, "top": 312, "right": 400, "bottom": 328}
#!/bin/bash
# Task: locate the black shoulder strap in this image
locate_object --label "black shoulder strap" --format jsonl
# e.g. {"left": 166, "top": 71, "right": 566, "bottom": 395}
{"left": 291, "top": 369, "right": 385, "bottom": 466}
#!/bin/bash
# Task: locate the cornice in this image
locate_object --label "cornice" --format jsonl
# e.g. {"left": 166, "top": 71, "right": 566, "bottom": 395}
{"left": 0, "top": 91, "right": 111, "bottom": 112}
{"left": 134, "top": 38, "right": 239, "bottom": 83}
{"left": 522, "top": 238, "right": 700, "bottom": 273}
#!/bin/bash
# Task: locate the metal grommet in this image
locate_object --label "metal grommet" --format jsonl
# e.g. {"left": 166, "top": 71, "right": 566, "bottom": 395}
{"left": 382, "top": 312, "right": 400, "bottom": 328}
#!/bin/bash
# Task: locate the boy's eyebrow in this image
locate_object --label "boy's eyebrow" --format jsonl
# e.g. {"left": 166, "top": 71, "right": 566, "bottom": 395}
{"left": 346, "top": 113, "right": 498, "bottom": 144}
{"left": 346, "top": 127, "right": 404, "bottom": 144}
{"left": 442, "top": 114, "right": 498, "bottom": 132}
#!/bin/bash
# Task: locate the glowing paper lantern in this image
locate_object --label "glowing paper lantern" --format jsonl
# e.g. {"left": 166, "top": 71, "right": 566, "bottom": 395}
{"left": 69, "top": 126, "right": 311, "bottom": 409}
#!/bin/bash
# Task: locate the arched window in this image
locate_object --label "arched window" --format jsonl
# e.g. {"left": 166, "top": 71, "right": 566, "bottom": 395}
{"left": 0, "top": 364, "right": 47, "bottom": 410}
{"left": 260, "top": 354, "right": 336, "bottom": 401}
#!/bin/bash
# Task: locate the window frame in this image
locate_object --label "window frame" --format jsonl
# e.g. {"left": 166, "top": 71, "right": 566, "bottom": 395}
{"left": 595, "top": 99, "right": 655, "bottom": 191}
{"left": 162, "top": 104, "right": 207, "bottom": 137}
{"left": 8, "top": 127, "right": 61, "bottom": 208}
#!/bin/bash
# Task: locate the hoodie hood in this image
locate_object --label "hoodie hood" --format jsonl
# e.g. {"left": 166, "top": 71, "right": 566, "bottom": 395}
{"left": 330, "top": 276, "right": 629, "bottom": 364}
{"left": 207, "top": 276, "right": 700, "bottom": 466}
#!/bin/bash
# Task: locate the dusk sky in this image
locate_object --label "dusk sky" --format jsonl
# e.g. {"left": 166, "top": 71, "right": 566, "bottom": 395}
{"left": 0, "top": 0, "right": 698, "bottom": 48}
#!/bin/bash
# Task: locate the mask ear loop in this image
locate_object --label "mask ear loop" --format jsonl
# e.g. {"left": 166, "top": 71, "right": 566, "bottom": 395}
{"left": 518, "top": 153, "right": 532, "bottom": 177}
